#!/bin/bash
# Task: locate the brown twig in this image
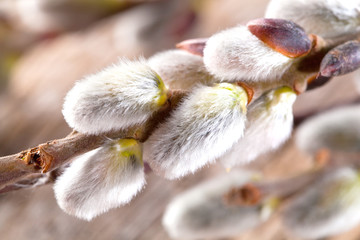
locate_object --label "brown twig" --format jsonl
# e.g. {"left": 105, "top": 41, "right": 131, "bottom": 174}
{"left": 224, "top": 170, "right": 322, "bottom": 206}
{"left": 0, "top": 89, "right": 187, "bottom": 192}
{"left": 0, "top": 131, "right": 123, "bottom": 190}
{"left": 294, "top": 96, "right": 360, "bottom": 127}
{"left": 224, "top": 150, "right": 360, "bottom": 206}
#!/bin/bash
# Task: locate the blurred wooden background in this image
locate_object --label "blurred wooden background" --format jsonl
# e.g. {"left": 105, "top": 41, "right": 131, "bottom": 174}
{"left": 0, "top": 0, "right": 360, "bottom": 239}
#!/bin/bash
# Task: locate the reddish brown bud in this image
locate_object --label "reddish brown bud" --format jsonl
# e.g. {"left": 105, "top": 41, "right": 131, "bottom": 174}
{"left": 306, "top": 74, "right": 331, "bottom": 91}
{"left": 247, "top": 18, "right": 312, "bottom": 58}
{"left": 224, "top": 184, "right": 262, "bottom": 206}
{"left": 176, "top": 38, "right": 207, "bottom": 56}
{"left": 320, "top": 41, "right": 360, "bottom": 78}
{"left": 314, "top": 148, "right": 330, "bottom": 168}
{"left": 236, "top": 81, "right": 254, "bottom": 105}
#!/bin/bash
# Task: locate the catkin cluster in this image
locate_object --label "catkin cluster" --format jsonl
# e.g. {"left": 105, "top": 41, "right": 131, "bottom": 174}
{"left": 58, "top": 18, "right": 300, "bottom": 220}
{"left": 53, "top": 1, "right": 360, "bottom": 234}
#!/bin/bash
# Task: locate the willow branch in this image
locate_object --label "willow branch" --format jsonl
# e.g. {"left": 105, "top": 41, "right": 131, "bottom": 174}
{"left": 224, "top": 170, "right": 322, "bottom": 206}
{"left": 0, "top": 90, "right": 186, "bottom": 191}
{"left": 294, "top": 96, "right": 360, "bottom": 126}
{"left": 1, "top": 31, "right": 360, "bottom": 193}
{"left": 224, "top": 150, "right": 360, "bottom": 206}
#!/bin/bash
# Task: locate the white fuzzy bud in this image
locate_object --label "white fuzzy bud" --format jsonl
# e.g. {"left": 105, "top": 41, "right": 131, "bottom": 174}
{"left": 265, "top": 0, "right": 360, "bottom": 38}
{"left": 148, "top": 50, "right": 218, "bottom": 90}
{"left": 203, "top": 25, "right": 292, "bottom": 82}
{"left": 54, "top": 138, "right": 145, "bottom": 221}
{"left": 145, "top": 83, "right": 248, "bottom": 179}
{"left": 283, "top": 167, "right": 360, "bottom": 239}
{"left": 296, "top": 105, "right": 360, "bottom": 154}
{"left": 62, "top": 58, "right": 168, "bottom": 134}
{"left": 162, "top": 170, "right": 273, "bottom": 239}
{"left": 221, "top": 86, "right": 296, "bottom": 168}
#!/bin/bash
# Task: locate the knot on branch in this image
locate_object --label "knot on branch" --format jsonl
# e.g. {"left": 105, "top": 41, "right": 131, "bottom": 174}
{"left": 21, "top": 145, "right": 53, "bottom": 173}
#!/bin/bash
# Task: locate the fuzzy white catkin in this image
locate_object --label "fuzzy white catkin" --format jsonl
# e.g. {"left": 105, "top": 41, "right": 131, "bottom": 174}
{"left": 54, "top": 139, "right": 145, "bottom": 221}
{"left": 14, "top": 0, "right": 58, "bottom": 33}
{"left": 148, "top": 50, "right": 218, "bottom": 90}
{"left": 296, "top": 105, "right": 360, "bottom": 154}
{"left": 62, "top": 58, "right": 167, "bottom": 134}
{"left": 221, "top": 87, "right": 296, "bottom": 168}
{"left": 283, "top": 167, "right": 360, "bottom": 239}
{"left": 145, "top": 83, "right": 248, "bottom": 179}
{"left": 162, "top": 170, "right": 271, "bottom": 240}
{"left": 265, "top": 0, "right": 360, "bottom": 38}
{"left": 203, "top": 25, "right": 292, "bottom": 82}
